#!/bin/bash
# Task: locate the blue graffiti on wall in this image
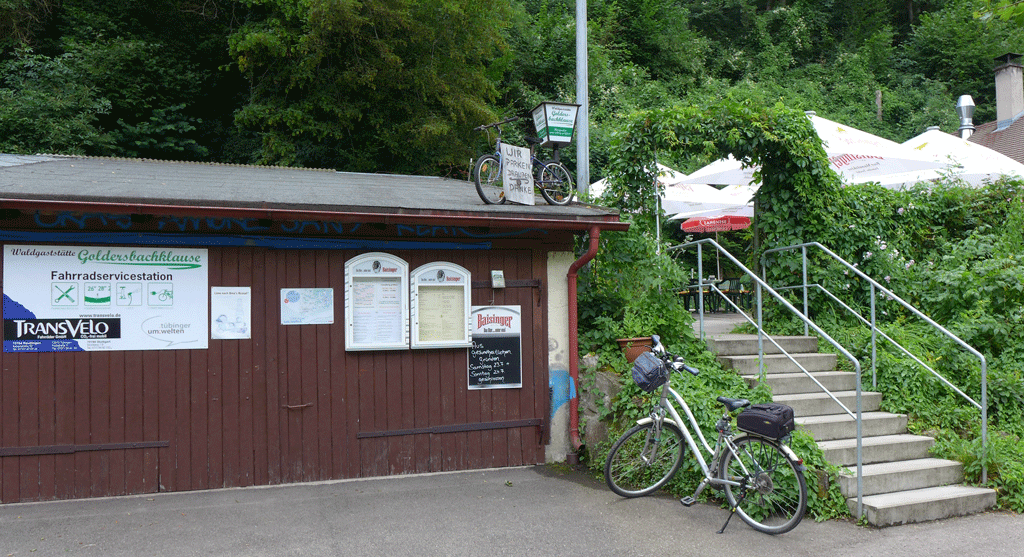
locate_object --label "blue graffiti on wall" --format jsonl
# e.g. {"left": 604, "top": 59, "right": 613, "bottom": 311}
{"left": 548, "top": 368, "right": 576, "bottom": 422}
{"left": 31, "top": 211, "right": 548, "bottom": 240}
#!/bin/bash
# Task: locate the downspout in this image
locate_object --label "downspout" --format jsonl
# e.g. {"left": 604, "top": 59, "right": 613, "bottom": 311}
{"left": 567, "top": 225, "right": 601, "bottom": 456}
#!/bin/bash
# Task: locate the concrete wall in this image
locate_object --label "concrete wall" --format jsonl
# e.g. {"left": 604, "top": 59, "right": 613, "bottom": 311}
{"left": 545, "top": 251, "right": 574, "bottom": 462}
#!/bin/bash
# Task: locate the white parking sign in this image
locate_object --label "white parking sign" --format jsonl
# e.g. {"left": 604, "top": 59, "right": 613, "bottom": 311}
{"left": 500, "top": 142, "right": 535, "bottom": 205}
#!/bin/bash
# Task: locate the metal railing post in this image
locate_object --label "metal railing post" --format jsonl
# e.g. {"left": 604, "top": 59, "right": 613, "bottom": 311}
{"left": 870, "top": 283, "right": 877, "bottom": 389}
{"left": 697, "top": 243, "right": 705, "bottom": 342}
{"left": 802, "top": 245, "right": 809, "bottom": 336}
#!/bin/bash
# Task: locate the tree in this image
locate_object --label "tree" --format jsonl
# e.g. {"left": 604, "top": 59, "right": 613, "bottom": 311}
{"left": 0, "top": 48, "right": 113, "bottom": 154}
{"left": 228, "top": 0, "right": 512, "bottom": 174}
{"left": 904, "top": 0, "right": 1024, "bottom": 124}
{"left": 975, "top": 0, "right": 1024, "bottom": 25}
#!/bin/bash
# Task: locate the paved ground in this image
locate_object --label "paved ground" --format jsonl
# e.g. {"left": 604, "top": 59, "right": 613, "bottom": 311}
{"left": 691, "top": 310, "right": 750, "bottom": 337}
{"left": 2, "top": 465, "right": 1021, "bottom": 557}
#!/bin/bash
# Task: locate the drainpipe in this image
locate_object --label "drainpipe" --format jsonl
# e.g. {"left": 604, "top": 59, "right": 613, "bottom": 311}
{"left": 567, "top": 226, "right": 601, "bottom": 457}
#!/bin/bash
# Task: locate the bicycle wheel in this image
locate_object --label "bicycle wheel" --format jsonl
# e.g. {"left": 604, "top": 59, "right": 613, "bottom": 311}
{"left": 474, "top": 154, "right": 506, "bottom": 204}
{"left": 537, "top": 161, "right": 575, "bottom": 205}
{"left": 718, "top": 435, "right": 807, "bottom": 534}
{"left": 604, "top": 421, "right": 686, "bottom": 498}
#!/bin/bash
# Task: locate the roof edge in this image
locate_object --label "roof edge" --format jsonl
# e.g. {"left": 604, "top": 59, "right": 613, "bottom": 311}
{"left": 0, "top": 198, "right": 630, "bottom": 233}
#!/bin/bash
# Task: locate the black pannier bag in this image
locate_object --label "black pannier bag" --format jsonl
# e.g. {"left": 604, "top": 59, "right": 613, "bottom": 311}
{"left": 631, "top": 351, "right": 668, "bottom": 392}
{"left": 736, "top": 403, "right": 796, "bottom": 440}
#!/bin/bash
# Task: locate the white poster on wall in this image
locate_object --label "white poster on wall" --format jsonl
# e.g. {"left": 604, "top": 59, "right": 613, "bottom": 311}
{"left": 2, "top": 245, "right": 209, "bottom": 353}
{"left": 211, "top": 287, "right": 251, "bottom": 339}
{"left": 280, "top": 288, "right": 334, "bottom": 325}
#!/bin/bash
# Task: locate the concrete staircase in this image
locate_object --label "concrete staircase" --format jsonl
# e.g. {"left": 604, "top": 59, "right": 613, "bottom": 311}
{"left": 706, "top": 332, "right": 997, "bottom": 527}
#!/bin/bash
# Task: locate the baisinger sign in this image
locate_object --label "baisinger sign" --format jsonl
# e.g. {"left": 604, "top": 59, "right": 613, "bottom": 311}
{"left": 3, "top": 245, "right": 209, "bottom": 353}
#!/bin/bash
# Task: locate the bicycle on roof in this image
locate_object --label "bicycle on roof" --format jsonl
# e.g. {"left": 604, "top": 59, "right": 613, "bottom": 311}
{"left": 472, "top": 116, "right": 576, "bottom": 206}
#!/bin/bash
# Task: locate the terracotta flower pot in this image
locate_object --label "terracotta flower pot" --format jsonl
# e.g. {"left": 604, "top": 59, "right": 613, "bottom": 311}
{"left": 617, "top": 336, "right": 653, "bottom": 364}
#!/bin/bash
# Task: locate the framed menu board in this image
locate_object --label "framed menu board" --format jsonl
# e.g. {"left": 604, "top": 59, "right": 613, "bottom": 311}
{"left": 410, "top": 262, "right": 471, "bottom": 349}
{"left": 344, "top": 253, "right": 409, "bottom": 351}
{"left": 468, "top": 305, "right": 522, "bottom": 389}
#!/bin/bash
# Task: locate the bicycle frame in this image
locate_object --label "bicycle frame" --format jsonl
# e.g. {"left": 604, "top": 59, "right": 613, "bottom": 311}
{"left": 638, "top": 382, "right": 801, "bottom": 502}
{"left": 479, "top": 119, "right": 557, "bottom": 177}
{"left": 639, "top": 387, "right": 742, "bottom": 490}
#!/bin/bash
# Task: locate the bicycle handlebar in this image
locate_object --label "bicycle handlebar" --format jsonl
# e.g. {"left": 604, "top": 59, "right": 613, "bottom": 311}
{"left": 651, "top": 334, "right": 700, "bottom": 376}
{"left": 472, "top": 116, "right": 523, "bottom": 132}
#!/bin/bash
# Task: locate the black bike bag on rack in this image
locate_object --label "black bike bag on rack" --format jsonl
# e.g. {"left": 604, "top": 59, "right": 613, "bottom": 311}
{"left": 631, "top": 352, "right": 668, "bottom": 392}
{"left": 736, "top": 403, "right": 795, "bottom": 439}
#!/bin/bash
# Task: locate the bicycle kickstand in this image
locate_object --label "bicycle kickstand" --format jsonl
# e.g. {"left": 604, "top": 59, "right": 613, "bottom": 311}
{"left": 717, "top": 477, "right": 748, "bottom": 534}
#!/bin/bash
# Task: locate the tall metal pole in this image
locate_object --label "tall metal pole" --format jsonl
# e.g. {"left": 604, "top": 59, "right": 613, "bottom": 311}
{"left": 575, "top": 0, "right": 590, "bottom": 195}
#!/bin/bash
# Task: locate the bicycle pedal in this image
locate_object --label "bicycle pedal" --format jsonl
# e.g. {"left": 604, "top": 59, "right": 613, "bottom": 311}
{"left": 679, "top": 496, "right": 696, "bottom": 507}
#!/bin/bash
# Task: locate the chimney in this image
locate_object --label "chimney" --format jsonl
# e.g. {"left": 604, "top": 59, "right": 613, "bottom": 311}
{"left": 994, "top": 53, "right": 1023, "bottom": 130}
{"left": 956, "top": 95, "right": 975, "bottom": 139}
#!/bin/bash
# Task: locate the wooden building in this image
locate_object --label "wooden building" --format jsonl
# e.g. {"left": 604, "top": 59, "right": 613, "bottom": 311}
{"left": 0, "top": 155, "right": 626, "bottom": 503}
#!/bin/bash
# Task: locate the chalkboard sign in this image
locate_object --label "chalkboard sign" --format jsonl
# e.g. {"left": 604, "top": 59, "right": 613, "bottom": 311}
{"left": 468, "top": 306, "right": 522, "bottom": 389}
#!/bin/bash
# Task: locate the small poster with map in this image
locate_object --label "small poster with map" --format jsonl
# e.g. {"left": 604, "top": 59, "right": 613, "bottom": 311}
{"left": 280, "top": 288, "right": 334, "bottom": 325}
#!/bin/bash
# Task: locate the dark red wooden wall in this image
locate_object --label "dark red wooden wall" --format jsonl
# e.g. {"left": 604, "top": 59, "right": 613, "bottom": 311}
{"left": 0, "top": 244, "right": 550, "bottom": 502}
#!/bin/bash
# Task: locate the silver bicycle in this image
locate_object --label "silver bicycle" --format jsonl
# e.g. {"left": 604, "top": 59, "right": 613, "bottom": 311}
{"left": 603, "top": 335, "right": 808, "bottom": 535}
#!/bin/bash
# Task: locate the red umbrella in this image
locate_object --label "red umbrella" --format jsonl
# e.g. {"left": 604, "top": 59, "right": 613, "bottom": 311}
{"left": 680, "top": 215, "right": 751, "bottom": 233}
{"left": 680, "top": 214, "right": 751, "bottom": 279}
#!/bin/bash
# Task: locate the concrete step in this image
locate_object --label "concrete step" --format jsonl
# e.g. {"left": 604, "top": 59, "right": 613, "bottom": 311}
{"left": 797, "top": 411, "right": 908, "bottom": 441}
{"left": 818, "top": 434, "right": 934, "bottom": 467}
{"left": 850, "top": 485, "right": 997, "bottom": 527}
{"left": 838, "top": 458, "right": 964, "bottom": 497}
{"left": 773, "top": 390, "right": 881, "bottom": 417}
{"left": 705, "top": 334, "right": 820, "bottom": 356}
{"left": 743, "top": 370, "right": 858, "bottom": 395}
{"left": 718, "top": 352, "right": 838, "bottom": 374}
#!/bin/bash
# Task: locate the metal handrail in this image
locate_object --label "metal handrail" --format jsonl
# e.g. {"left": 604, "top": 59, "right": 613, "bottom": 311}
{"left": 670, "top": 238, "right": 867, "bottom": 518}
{"left": 761, "top": 241, "right": 988, "bottom": 483}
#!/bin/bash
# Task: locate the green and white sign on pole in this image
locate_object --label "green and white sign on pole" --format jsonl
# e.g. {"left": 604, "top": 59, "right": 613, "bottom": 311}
{"left": 531, "top": 101, "right": 580, "bottom": 148}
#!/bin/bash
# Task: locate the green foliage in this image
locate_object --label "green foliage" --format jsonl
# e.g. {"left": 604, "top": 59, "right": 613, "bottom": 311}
{"left": 0, "top": 47, "right": 112, "bottom": 153}
{"left": 976, "top": 0, "right": 1024, "bottom": 25}
{"left": 577, "top": 222, "right": 695, "bottom": 371}
{"left": 768, "top": 177, "right": 1024, "bottom": 512}
{"left": 601, "top": 99, "right": 842, "bottom": 267}
{"left": 904, "top": 0, "right": 1024, "bottom": 123}
{"left": 228, "top": 0, "right": 510, "bottom": 173}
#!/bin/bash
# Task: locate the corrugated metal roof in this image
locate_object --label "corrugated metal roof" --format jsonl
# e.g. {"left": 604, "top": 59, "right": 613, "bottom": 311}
{"left": 0, "top": 155, "right": 626, "bottom": 231}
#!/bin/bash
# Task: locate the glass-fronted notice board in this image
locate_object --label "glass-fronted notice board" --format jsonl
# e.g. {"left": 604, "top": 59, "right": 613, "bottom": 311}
{"left": 344, "top": 253, "right": 409, "bottom": 351}
{"left": 410, "top": 262, "right": 471, "bottom": 349}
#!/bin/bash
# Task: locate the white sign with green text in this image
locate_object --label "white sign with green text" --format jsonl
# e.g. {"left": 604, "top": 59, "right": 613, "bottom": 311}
{"left": 532, "top": 103, "right": 579, "bottom": 146}
{"left": 3, "top": 245, "right": 209, "bottom": 353}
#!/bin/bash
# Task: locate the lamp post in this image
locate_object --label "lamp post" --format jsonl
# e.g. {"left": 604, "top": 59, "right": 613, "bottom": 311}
{"left": 576, "top": 0, "right": 589, "bottom": 194}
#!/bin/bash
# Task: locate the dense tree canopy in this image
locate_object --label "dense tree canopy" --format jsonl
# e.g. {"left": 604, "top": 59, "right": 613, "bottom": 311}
{"left": 1, "top": 0, "right": 1021, "bottom": 174}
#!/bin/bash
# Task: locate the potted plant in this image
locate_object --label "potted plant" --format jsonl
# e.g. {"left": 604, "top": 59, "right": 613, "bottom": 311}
{"left": 615, "top": 305, "right": 655, "bottom": 363}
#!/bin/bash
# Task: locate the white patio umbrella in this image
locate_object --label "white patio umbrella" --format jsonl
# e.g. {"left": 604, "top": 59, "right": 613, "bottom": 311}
{"left": 683, "top": 112, "right": 946, "bottom": 186}
{"left": 588, "top": 163, "right": 688, "bottom": 197}
{"left": 660, "top": 182, "right": 736, "bottom": 215}
{"left": 872, "top": 126, "right": 1024, "bottom": 189}
{"left": 666, "top": 183, "right": 757, "bottom": 220}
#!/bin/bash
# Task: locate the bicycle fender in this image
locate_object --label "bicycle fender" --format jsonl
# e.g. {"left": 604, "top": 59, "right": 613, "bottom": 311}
{"left": 780, "top": 443, "right": 807, "bottom": 472}
{"left": 635, "top": 416, "right": 682, "bottom": 429}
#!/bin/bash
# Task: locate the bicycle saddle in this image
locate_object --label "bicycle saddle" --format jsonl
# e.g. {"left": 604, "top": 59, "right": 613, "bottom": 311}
{"left": 716, "top": 397, "right": 751, "bottom": 412}
{"left": 525, "top": 136, "right": 542, "bottom": 145}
